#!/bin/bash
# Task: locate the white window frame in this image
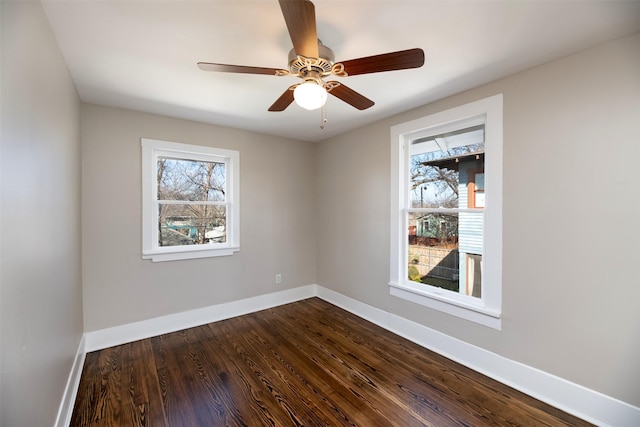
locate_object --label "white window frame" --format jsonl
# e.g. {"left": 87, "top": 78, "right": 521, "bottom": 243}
{"left": 141, "top": 138, "right": 240, "bottom": 262}
{"left": 390, "top": 94, "right": 503, "bottom": 330}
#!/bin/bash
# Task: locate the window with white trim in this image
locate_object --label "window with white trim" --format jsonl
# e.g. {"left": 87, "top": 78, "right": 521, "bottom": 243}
{"left": 390, "top": 95, "right": 503, "bottom": 329}
{"left": 141, "top": 138, "right": 240, "bottom": 262}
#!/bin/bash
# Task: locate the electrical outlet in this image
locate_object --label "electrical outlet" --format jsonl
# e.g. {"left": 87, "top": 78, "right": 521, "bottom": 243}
{"left": 275, "top": 274, "right": 282, "bottom": 284}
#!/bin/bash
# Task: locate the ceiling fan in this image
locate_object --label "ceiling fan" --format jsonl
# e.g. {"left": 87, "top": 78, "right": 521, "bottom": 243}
{"left": 197, "top": 0, "right": 425, "bottom": 112}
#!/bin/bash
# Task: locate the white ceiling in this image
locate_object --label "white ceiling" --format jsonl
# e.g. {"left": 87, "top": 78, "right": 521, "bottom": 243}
{"left": 42, "top": 0, "right": 640, "bottom": 142}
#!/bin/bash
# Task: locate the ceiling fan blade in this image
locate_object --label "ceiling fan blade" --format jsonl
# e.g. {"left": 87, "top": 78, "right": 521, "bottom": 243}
{"left": 197, "top": 62, "right": 287, "bottom": 76}
{"left": 268, "top": 85, "right": 297, "bottom": 111}
{"left": 326, "top": 82, "right": 374, "bottom": 110}
{"left": 278, "top": 0, "right": 319, "bottom": 59}
{"left": 335, "top": 48, "right": 425, "bottom": 76}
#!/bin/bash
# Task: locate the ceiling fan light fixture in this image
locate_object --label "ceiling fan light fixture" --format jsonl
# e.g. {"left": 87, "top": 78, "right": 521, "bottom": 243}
{"left": 293, "top": 81, "right": 327, "bottom": 110}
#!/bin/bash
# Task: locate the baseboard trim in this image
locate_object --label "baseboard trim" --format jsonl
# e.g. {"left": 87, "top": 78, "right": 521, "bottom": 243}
{"left": 315, "top": 285, "right": 640, "bottom": 427}
{"left": 74, "top": 284, "right": 639, "bottom": 427}
{"left": 84, "top": 285, "right": 317, "bottom": 352}
{"left": 54, "top": 335, "right": 86, "bottom": 427}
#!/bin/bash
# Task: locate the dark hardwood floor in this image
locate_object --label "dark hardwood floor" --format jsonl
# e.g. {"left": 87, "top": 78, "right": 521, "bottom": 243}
{"left": 71, "top": 298, "right": 591, "bottom": 426}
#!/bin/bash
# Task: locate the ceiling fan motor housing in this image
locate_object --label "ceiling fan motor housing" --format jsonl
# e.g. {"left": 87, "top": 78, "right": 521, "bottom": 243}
{"left": 287, "top": 43, "right": 335, "bottom": 79}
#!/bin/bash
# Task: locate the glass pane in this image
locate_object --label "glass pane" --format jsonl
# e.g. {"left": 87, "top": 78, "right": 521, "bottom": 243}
{"left": 409, "top": 125, "right": 485, "bottom": 209}
{"left": 157, "top": 157, "right": 226, "bottom": 202}
{"left": 408, "top": 211, "right": 483, "bottom": 298}
{"left": 159, "top": 204, "right": 226, "bottom": 246}
{"left": 408, "top": 212, "right": 460, "bottom": 292}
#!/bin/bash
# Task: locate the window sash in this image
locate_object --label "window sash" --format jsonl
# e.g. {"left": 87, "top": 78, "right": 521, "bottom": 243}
{"left": 156, "top": 200, "right": 228, "bottom": 206}
{"left": 407, "top": 208, "right": 483, "bottom": 214}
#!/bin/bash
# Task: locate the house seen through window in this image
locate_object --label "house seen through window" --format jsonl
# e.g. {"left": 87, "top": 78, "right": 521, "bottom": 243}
{"left": 408, "top": 125, "right": 485, "bottom": 298}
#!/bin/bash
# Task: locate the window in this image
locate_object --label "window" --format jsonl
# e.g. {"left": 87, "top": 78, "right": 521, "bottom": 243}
{"left": 390, "top": 95, "right": 503, "bottom": 329}
{"left": 141, "top": 138, "right": 240, "bottom": 262}
{"left": 468, "top": 169, "right": 485, "bottom": 208}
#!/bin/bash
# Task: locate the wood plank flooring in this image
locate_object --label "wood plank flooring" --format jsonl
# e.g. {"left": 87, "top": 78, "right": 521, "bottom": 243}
{"left": 71, "top": 298, "right": 592, "bottom": 426}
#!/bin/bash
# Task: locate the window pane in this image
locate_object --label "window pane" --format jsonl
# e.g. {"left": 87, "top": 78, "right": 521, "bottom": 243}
{"left": 159, "top": 203, "right": 226, "bottom": 246}
{"left": 408, "top": 212, "right": 460, "bottom": 292}
{"left": 408, "top": 210, "right": 483, "bottom": 298}
{"left": 157, "top": 157, "right": 226, "bottom": 202}
{"left": 409, "top": 125, "right": 485, "bottom": 209}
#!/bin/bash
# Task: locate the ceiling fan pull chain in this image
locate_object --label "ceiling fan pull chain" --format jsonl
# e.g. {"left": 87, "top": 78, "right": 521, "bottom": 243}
{"left": 320, "top": 104, "right": 328, "bottom": 130}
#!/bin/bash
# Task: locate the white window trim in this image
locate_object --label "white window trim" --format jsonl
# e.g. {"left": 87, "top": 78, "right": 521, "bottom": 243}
{"left": 141, "top": 138, "right": 240, "bottom": 262}
{"left": 390, "top": 94, "right": 503, "bottom": 330}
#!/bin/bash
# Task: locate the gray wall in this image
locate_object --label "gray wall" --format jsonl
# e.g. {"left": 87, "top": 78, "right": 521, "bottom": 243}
{"left": 316, "top": 32, "right": 640, "bottom": 407}
{"left": 81, "top": 105, "right": 317, "bottom": 331}
{"left": 0, "top": 2, "right": 84, "bottom": 426}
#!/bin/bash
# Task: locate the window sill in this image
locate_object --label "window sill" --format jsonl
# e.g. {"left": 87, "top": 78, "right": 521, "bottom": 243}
{"left": 389, "top": 281, "right": 501, "bottom": 330}
{"left": 143, "top": 246, "right": 240, "bottom": 262}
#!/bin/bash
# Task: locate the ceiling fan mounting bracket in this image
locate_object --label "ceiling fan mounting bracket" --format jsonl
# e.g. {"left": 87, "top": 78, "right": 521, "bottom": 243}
{"left": 324, "top": 81, "right": 340, "bottom": 93}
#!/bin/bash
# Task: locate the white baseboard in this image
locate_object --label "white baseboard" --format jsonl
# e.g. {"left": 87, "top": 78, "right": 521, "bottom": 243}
{"left": 72, "top": 284, "right": 639, "bottom": 427}
{"left": 316, "top": 285, "right": 640, "bottom": 427}
{"left": 54, "top": 335, "right": 86, "bottom": 427}
{"left": 84, "top": 285, "right": 317, "bottom": 352}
